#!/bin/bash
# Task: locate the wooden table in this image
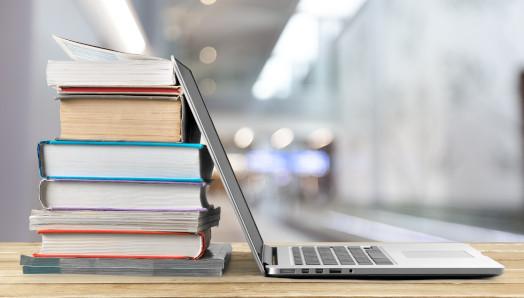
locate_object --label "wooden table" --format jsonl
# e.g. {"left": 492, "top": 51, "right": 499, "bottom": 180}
{"left": 1, "top": 242, "right": 523, "bottom": 297}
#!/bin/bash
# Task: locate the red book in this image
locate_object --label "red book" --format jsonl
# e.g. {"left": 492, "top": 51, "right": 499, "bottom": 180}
{"left": 34, "top": 229, "right": 210, "bottom": 259}
{"left": 58, "top": 86, "right": 182, "bottom": 96}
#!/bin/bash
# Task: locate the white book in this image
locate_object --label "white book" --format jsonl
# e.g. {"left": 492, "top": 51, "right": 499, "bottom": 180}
{"left": 47, "top": 60, "right": 176, "bottom": 87}
{"left": 29, "top": 208, "right": 220, "bottom": 233}
{"left": 39, "top": 179, "right": 209, "bottom": 211}
{"left": 35, "top": 230, "right": 211, "bottom": 259}
{"left": 48, "top": 36, "right": 175, "bottom": 87}
{"left": 38, "top": 140, "right": 213, "bottom": 182}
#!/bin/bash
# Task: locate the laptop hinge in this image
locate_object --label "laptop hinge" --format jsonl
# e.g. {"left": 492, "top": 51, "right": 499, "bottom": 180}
{"left": 262, "top": 245, "right": 276, "bottom": 266}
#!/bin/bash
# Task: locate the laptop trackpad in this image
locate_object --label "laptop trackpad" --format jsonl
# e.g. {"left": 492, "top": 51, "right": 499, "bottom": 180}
{"left": 402, "top": 250, "right": 474, "bottom": 258}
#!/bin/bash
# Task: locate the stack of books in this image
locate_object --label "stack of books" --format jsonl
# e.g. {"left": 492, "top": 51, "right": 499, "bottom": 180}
{"left": 22, "top": 37, "right": 229, "bottom": 276}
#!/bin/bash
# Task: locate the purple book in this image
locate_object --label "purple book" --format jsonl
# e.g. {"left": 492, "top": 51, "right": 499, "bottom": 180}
{"left": 29, "top": 207, "right": 221, "bottom": 233}
{"left": 39, "top": 179, "right": 210, "bottom": 212}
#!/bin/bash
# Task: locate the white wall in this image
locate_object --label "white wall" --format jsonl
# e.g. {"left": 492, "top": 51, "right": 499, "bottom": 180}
{"left": 336, "top": 0, "right": 524, "bottom": 209}
{"left": 0, "top": 0, "right": 98, "bottom": 241}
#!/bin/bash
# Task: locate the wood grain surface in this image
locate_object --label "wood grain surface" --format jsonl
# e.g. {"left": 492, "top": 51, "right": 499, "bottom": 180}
{"left": 0, "top": 242, "right": 522, "bottom": 297}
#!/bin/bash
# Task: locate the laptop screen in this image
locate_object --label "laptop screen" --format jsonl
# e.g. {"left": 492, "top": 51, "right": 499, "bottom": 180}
{"left": 174, "top": 60, "right": 265, "bottom": 268}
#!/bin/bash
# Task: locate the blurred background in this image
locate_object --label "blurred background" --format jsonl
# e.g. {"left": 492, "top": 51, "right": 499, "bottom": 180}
{"left": 2, "top": 0, "right": 524, "bottom": 243}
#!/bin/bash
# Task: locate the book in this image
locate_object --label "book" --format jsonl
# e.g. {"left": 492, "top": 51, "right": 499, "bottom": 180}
{"left": 21, "top": 243, "right": 231, "bottom": 276}
{"left": 29, "top": 208, "right": 221, "bottom": 232}
{"left": 34, "top": 229, "right": 211, "bottom": 259}
{"left": 58, "top": 94, "right": 200, "bottom": 142}
{"left": 47, "top": 60, "right": 177, "bottom": 87}
{"left": 22, "top": 243, "right": 231, "bottom": 268}
{"left": 39, "top": 179, "right": 209, "bottom": 211}
{"left": 38, "top": 140, "right": 213, "bottom": 182}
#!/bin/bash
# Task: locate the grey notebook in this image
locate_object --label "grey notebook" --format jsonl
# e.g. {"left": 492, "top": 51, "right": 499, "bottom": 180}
{"left": 21, "top": 243, "right": 231, "bottom": 277}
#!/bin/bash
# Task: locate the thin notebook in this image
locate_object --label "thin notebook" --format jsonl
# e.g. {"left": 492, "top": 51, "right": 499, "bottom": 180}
{"left": 21, "top": 243, "right": 231, "bottom": 276}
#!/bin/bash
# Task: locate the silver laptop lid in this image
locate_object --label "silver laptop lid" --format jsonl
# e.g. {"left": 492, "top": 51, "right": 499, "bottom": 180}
{"left": 173, "top": 59, "right": 266, "bottom": 272}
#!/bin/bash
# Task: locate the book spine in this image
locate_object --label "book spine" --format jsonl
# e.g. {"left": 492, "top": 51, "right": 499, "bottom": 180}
{"left": 197, "top": 229, "right": 210, "bottom": 259}
{"left": 181, "top": 95, "right": 202, "bottom": 143}
{"left": 199, "top": 148, "right": 214, "bottom": 181}
{"left": 37, "top": 141, "right": 47, "bottom": 178}
{"left": 199, "top": 184, "right": 210, "bottom": 208}
{"left": 38, "top": 180, "right": 49, "bottom": 209}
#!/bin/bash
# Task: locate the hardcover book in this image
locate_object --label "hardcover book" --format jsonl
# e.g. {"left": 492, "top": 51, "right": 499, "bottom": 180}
{"left": 37, "top": 140, "right": 213, "bottom": 182}
{"left": 39, "top": 179, "right": 210, "bottom": 211}
{"left": 34, "top": 229, "right": 211, "bottom": 259}
{"left": 59, "top": 94, "right": 200, "bottom": 143}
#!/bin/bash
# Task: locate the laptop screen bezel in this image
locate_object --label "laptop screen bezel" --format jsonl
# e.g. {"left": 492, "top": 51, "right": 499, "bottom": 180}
{"left": 173, "top": 59, "right": 266, "bottom": 272}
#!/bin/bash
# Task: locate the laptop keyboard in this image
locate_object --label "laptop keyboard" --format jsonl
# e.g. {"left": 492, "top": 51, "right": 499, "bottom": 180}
{"left": 291, "top": 246, "right": 393, "bottom": 266}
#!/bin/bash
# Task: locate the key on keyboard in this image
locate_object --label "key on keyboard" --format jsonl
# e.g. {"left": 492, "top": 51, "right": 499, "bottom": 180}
{"left": 317, "top": 247, "right": 338, "bottom": 265}
{"left": 291, "top": 247, "right": 303, "bottom": 265}
{"left": 332, "top": 246, "right": 355, "bottom": 265}
{"left": 365, "top": 246, "right": 393, "bottom": 265}
{"left": 301, "top": 247, "right": 321, "bottom": 265}
{"left": 348, "top": 246, "right": 374, "bottom": 265}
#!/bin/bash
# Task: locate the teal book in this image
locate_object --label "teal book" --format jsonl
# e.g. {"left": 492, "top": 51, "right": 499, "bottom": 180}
{"left": 20, "top": 243, "right": 231, "bottom": 277}
{"left": 37, "top": 140, "right": 213, "bottom": 183}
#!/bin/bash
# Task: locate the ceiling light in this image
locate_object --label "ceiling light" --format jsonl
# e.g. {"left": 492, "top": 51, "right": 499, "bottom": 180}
{"left": 271, "top": 128, "right": 294, "bottom": 149}
{"left": 273, "top": 13, "right": 318, "bottom": 64}
{"left": 252, "top": 0, "right": 368, "bottom": 100}
{"left": 96, "top": 0, "right": 146, "bottom": 54}
{"left": 234, "top": 127, "right": 255, "bottom": 149}
{"left": 252, "top": 13, "right": 317, "bottom": 100}
{"left": 252, "top": 56, "right": 292, "bottom": 100}
{"left": 200, "top": 0, "right": 216, "bottom": 5}
{"left": 308, "top": 128, "right": 334, "bottom": 149}
{"left": 199, "top": 46, "right": 217, "bottom": 64}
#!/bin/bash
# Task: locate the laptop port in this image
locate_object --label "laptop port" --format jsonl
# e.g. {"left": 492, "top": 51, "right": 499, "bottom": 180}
{"left": 301, "top": 269, "right": 309, "bottom": 274}
{"left": 315, "top": 269, "right": 323, "bottom": 274}
{"left": 329, "top": 269, "right": 342, "bottom": 274}
{"left": 280, "top": 269, "right": 295, "bottom": 274}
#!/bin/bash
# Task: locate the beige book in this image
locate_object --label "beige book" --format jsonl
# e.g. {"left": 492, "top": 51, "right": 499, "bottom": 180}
{"left": 59, "top": 95, "right": 199, "bottom": 142}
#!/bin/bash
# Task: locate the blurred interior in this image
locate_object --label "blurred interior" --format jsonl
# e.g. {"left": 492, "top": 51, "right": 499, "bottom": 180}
{"left": 2, "top": 0, "right": 524, "bottom": 243}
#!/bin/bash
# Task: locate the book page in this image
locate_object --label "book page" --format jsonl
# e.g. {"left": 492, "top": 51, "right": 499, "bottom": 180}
{"left": 53, "top": 35, "right": 164, "bottom": 61}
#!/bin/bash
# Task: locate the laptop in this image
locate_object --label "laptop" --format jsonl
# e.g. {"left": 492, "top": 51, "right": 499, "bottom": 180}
{"left": 173, "top": 60, "right": 504, "bottom": 277}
